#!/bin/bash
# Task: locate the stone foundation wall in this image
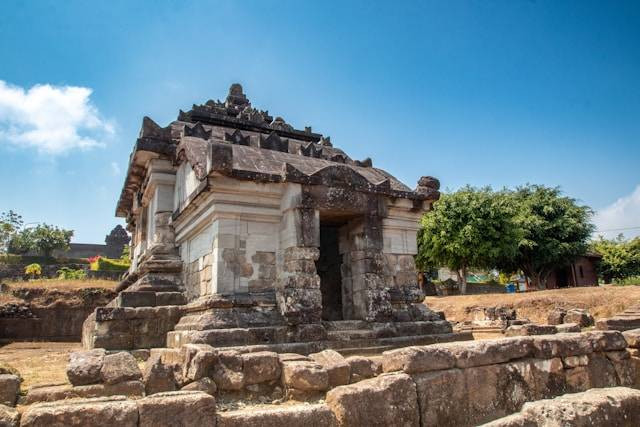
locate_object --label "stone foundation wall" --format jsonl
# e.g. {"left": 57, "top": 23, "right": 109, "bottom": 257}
{"left": 14, "top": 330, "right": 640, "bottom": 427}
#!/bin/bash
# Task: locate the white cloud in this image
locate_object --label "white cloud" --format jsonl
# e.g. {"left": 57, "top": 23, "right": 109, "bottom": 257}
{"left": 0, "top": 80, "right": 114, "bottom": 154}
{"left": 110, "top": 161, "right": 121, "bottom": 176}
{"left": 593, "top": 184, "right": 640, "bottom": 239}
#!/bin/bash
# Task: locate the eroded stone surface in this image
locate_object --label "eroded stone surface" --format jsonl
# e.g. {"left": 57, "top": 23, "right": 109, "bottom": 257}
{"left": 326, "top": 373, "right": 419, "bottom": 427}
{"left": 0, "top": 375, "right": 20, "bottom": 407}
{"left": 67, "top": 349, "right": 105, "bottom": 386}
{"left": 281, "top": 361, "right": 329, "bottom": 391}
{"left": 100, "top": 352, "right": 142, "bottom": 385}
{"left": 0, "top": 404, "right": 19, "bottom": 427}
{"left": 137, "top": 391, "right": 216, "bottom": 427}
{"left": 308, "top": 350, "right": 350, "bottom": 386}
{"left": 217, "top": 404, "right": 337, "bottom": 427}
{"left": 241, "top": 351, "right": 281, "bottom": 385}
{"left": 20, "top": 396, "right": 139, "bottom": 427}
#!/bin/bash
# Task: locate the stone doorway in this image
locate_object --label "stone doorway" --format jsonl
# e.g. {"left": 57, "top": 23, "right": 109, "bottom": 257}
{"left": 317, "top": 221, "right": 345, "bottom": 321}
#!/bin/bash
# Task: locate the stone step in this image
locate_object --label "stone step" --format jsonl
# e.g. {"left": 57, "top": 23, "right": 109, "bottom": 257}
{"left": 322, "top": 320, "right": 369, "bottom": 331}
{"left": 327, "top": 329, "right": 377, "bottom": 341}
{"left": 173, "top": 331, "right": 473, "bottom": 356}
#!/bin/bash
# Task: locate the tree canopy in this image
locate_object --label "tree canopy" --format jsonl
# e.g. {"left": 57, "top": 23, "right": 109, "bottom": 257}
{"left": 591, "top": 235, "right": 640, "bottom": 283}
{"left": 417, "top": 186, "right": 521, "bottom": 294}
{"left": 510, "top": 185, "right": 594, "bottom": 289}
{"left": 418, "top": 184, "right": 594, "bottom": 293}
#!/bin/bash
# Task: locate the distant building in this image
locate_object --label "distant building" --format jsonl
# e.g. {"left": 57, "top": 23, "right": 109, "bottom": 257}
{"left": 52, "top": 225, "right": 130, "bottom": 259}
{"left": 546, "top": 253, "right": 601, "bottom": 288}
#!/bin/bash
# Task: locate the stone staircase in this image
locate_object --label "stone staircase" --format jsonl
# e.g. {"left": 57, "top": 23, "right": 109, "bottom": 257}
{"left": 597, "top": 304, "right": 640, "bottom": 331}
{"left": 166, "top": 316, "right": 472, "bottom": 355}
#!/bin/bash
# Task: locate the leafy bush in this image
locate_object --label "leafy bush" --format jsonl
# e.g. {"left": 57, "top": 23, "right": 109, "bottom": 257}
{"left": 24, "top": 263, "right": 42, "bottom": 278}
{"left": 89, "top": 256, "right": 130, "bottom": 272}
{"left": 57, "top": 267, "right": 87, "bottom": 280}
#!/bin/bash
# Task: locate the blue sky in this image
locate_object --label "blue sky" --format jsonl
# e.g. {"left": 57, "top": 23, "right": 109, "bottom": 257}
{"left": 1, "top": 0, "right": 639, "bottom": 242}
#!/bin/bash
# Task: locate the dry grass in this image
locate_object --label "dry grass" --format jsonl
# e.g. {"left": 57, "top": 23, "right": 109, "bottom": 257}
{"left": 425, "top": 285, "right": 640, "bottom": 324}
{"left": 5, "top": 279, "right": 118, "bottom": 291}
{"left": 0, "top": 342, "right": 81, "bottom": 391}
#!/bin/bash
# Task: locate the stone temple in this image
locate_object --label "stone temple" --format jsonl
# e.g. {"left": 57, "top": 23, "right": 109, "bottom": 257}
{"left": 83, "top": 84, "right": 466, "bottom": 353}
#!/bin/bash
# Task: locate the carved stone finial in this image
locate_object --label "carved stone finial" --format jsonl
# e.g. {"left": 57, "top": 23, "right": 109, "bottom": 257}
{"left": 139, "top": 116, "right": 171, "bottom": 140}
{"left": 299, "top": 142, "right": 323, "bottom": 158}
{"left": 260, "top": 132, "right": 289, "bottom": 152}
{"left": 224, "top": 129, "right": 250, "bottom": 146}
{"left": 319, "top": 136, "right": 332, "bottom": 147}
{"left": 225, "top": 83, "right": 250, "bottom": 108}
{"left": 105, "top": 224, "right": 130, "bottom": 248}
{"left": 355, "top": 157, "right": 373, "bottom": 168}
{"left": 270, "top": 117, "right": 294, "bottom": 132}
{"left": 417, "top": 176, "right": 440, "bottom": 190}
{"left": 183, "top": 122, "right": 212, "bottom": 140}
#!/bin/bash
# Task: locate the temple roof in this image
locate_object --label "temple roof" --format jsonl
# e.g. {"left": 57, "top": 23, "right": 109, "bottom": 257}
{"left": 116, "top": 84, "right": 440, "bottom": 218}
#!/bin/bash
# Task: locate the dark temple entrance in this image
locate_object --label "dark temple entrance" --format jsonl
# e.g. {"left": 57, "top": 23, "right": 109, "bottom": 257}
{"left": 316, "top": 222, "right": 344, "bottom": 321}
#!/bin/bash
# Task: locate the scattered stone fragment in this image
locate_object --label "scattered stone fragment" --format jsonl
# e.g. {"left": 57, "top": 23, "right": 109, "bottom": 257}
{"left": 212, "top": 350, "right": 244, "bottom": 391}
{"left": 100, "top": 351, "right": 143, "bottom": 385}
{"left": 181, "top": 377, "right": 217, "bottom": 396}
{"left": 281, "top": 361, "right": 329, "bottom": 391}
{"left": 181, "top": 344, "right": 217, "bottom": 382}
{"left": 504, "top": 324, "right": 557, "bottom": 337}
{"left": 309, "top": 350, "right": 351, "bottom": 386}
{"left": 345, "top": 356, "right": 381, "bottom": 383}
{"left": 241, "top": 351, "right": 281, "bottom": 385}
{"left": 67, "top": 349, "right": 106, "bottom": 386}
{"left": 547, "top": 307, "right": 567, "bottom": 325}
{"left": 0, "top": 375, "right": 20, "bottom": 407}
{"left": 143, "top": 355, "right": 177, "bottom": 395}
{"left": 556, "top": 323, "right": 581, "bottom": 333}
{"left": 564, "top": 308, "right": 595, "bottom": 327}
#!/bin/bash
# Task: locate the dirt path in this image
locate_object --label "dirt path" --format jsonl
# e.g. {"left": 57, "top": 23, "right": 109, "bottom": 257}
{"left": 0, "top": 342, "right": 80, "bottom": 390}
{"left": 425, "top": 285, "right": 640, "bottom": 323}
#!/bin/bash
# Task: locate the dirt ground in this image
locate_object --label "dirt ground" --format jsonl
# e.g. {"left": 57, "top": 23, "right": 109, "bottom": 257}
{"left": 425, "top": 284, "right": 640, "bottom": 323}
{"left": 0, "top": 342, "right": 81, "bottom": 390}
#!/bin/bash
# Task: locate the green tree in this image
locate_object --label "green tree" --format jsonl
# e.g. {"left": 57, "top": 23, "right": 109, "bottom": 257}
{"left": 7, "top": 229, "right": 34, "bottom": 254}
{"left": 510, "top": 185, "right": 594, "bottom": 289}
{"left": 417, "top": 186, "right": 521, "bottom": 294}
{"left": 591, "top": 235, "right": 640, "bottom": 283}
{"left": 29, "top": 224, "right": 73, "bottom": 257}
{"left": 0, "top": 210, "right": 23, "bottom": 253}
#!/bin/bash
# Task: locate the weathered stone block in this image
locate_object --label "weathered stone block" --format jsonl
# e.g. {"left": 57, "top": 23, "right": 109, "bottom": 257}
{"left": 309, "top": 350, "right": 350, "bottom": 387}
{"left": 326, "top": 373, "right": 419, "bottom": 427}
{"left": 346, "top": 356, "right": 381, "bottom": 383}
{"left": 622, "top": 328, "right": 640, "bottom": 348}
{"left": 531, "top": 333, "right": 592, "bottom": 359}
{"left": 281, "top": 361, "right": 329, "bottom": 391}
{"left": 181, "top": 344, "right": 217, "bottom": 382}
{"left": 181, "top": 377, "right": 217, "bottom": 396}
{"left": 137, "top": 391, "right": 216, "bottom": 427}
{"left": 412, "top": 368, "right": 466, "bottom": 426}
{"left": 0, "top": 375, "right": 20, "bottom": 407}
{"left": 216, "top": 403, "right": 337, "bottom": 427}
{"left": 504, "top": 324, "right": 557, "bottom": 337}
{"left": 100, "top": 352, "right": 143, "bottom": 385}
{"left": 212, "top": 351, "right": 244, "bottom": 390}
{"left": 143, "top": 355, "right": 177, "bottom": 395}
{"left": 563, "top": 308, "right": 594, "bottom": 327}
{"left": 382, "top": 345, "right": 456, "bottom": 374}
{"left": 241, "top": 351, "right": 281, "bottom": 384}
{"left": 586, "top": 330, "right": 628, "bottom": 352}
{"left": 67, "top": 349, "right": 106, "bottom": 386}
{"left": 20, "top": 396, "right": 139, "bottom": 427}
{"left": 0, "top": 404, "right": 19, "bottom": 427}
{"left": 439, "top": 337, "right": 534, "bottom": 368}
{"left": 555, "top": 323, "right": 581, "bottom": 333}
{"left": 483, "top": 387, "right": 640, "bottom": 427}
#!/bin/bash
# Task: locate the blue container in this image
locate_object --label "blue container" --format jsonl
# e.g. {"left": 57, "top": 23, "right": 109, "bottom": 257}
{"left": 506, "top": 283, "right": 516, "bottom": 293}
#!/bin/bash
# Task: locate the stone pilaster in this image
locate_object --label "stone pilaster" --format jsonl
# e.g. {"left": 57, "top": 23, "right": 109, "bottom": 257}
{"left": 276, "top": 184, "right": 322, "bottom": 325}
